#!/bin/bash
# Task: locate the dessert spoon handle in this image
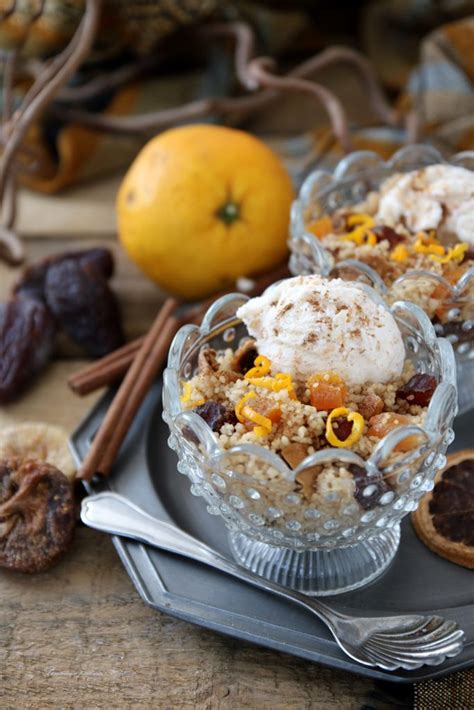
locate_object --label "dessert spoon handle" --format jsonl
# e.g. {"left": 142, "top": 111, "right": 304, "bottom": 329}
{"left": 81, "top": 492, "right": 339, "bottom": 623}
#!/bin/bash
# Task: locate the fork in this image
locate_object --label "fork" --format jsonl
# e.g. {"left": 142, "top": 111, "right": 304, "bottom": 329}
{"left": 80, "top": 492, "right": 464, "bottom": 671}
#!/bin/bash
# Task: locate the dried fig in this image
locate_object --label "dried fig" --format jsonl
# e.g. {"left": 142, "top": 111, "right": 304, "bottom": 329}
{"left": 0, "top": 458, "right": 75, "bottom": 573}
{"left": 0, "top": 423, "right": 76, "bottom": 481}
{"left": 14, "top": 248, "right": 114, "bottom": 303}
{"left": 44, "top": 252, "right": 124, "bottom": 357}
{"left": 0, "top": 299, "right": 56, "bottom": 403}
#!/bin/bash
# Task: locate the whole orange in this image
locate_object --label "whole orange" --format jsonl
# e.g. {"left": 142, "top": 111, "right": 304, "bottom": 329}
{"left": 116, "top": 124, "right": 294, "bottom": 300}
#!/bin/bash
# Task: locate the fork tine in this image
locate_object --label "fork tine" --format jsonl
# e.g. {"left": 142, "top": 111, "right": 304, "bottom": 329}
{"left": 372, "top": 622, "right": 462, "bottom": 649}
{"left": 369, "top": 615, "right": 443, "bottom": 640}
{"left": 366, "top": 634, "right": 464, "bottom": 662}
{"left": 371, "top": 632, "right": 464, "bottom": 659}
{"left": 360, "top": 643, "right": 412, "bottom": 671}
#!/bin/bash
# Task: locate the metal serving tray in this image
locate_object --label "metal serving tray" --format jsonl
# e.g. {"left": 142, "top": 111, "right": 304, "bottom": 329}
{"left": 70, "top": 384, "right": 474, "bottom": 683}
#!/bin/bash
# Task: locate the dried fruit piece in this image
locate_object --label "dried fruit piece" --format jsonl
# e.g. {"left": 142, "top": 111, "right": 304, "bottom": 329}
{"left": 351, "top": 464, "right": 391, "bottom": 511}
{"left": 307, "top": 371, "right": 347, "bottom": 410}
{"left": 235, "top": 392, "right": 281, "bottom": 436}
{"left": 0, "top": 299, "right": 56, "bottom": 403}
{"left": 372, "top": 225, "right": 405, "bottom": 248}
{"left": 0, "top": 423, "right": 76, "bottom": 481}
{"left": 412, "top": 450, "right": 474, "bottom": 568}
{"left": 231, "top": 339, "right": 258, "bottom": 374}
{"left": 0, "top": 458, "right": 75, "bottom": 573}
{"left": 249, "top": 396, "right": 282, "bottom": 423}
{"left": 198, "top": 348, "right": 220, "bottom": 374}
{"left": 359, "top": 392, "right": 384, "bottom": 420}
{"left": 44, "top": 253, "right": 124, "bottom": 357}
{"left": 396, "top": 374, "right": 437, "bottom": 407}
{"left": 281, "top": 443, "right": 321, "bottom": 500}
{"left": 14, "top": 248, "right": 114, "bottom": 304}
{"left": 367, "top": 412, "right": 421, "bottom": 452}
{"left": 328, "top": 416, "right": 353, "bottom": 442}
{"left": 281, "top": 442, "right": 308, "bottom": 469}
{"left": 325, "top": 408, "right": 364, "bottom": 448}
{"left": 307, "top": 216, "right": 333, "bottom": 239}
{"left": 193, "top": 401, "right": 237, "bottom": 432}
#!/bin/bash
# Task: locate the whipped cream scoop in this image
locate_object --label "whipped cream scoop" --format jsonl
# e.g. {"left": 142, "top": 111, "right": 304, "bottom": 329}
{"left": 237, "top": 275, "right": 405, "bottom": 386}
{"left": 376, "top": 164, "right": 474, "bottom": 245}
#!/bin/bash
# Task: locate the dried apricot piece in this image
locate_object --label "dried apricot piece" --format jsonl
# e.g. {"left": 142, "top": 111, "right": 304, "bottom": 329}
{"left": 307, "top": 216, "right": 333, "bottom": 239}
{"left": 247, "top": 396, "right": 282, "bottom": 425}
{"left": 236, "top": 393, "right": 281, "bottom": 436}
{"left": 307, "top": 371, "right": 347, "bottom": 410}
{"left": 368, "top": 413, "right": 421, "bottom": 452}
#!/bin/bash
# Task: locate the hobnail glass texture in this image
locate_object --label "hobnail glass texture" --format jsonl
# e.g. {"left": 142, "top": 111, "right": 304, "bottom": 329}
{"left": 289, "top": 145, "right": 474, "bottom": 414}
{"left": 162, "top": 287, "right": 457, "bottom": 595}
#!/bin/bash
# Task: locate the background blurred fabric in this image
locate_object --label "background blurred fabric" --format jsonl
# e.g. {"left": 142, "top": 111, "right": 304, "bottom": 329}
{"left": 7, "top": 0, "right": 474, "bottom": 238}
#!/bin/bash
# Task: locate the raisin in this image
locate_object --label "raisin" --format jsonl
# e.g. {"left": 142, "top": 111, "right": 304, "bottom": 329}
{"left": 396, "top": 374, "right": 437, "bottom": 407}
{"left": 44, "top": 253, "right": 124, "bottom": 357}
{"left": 194, "top": 401, "right": 237, "bottom": 432}
{"left": 0, "top": 299, "right": 56, "bottom": 403}
{"left": 351, "top": 464, "right": 390, "bottom": 511}
{"left": 326, "top": 416, "right": 353, "bottom": 443}
{"left": 372, "top": 225, "right": 405, "bottom": 248}
{"left": 0, "top": 458, "right": 75, "bottom": 573}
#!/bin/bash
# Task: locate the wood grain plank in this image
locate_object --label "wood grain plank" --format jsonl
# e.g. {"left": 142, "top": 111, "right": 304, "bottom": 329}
{"left": 0, "top": 528, "right": 375, "bottom": 709}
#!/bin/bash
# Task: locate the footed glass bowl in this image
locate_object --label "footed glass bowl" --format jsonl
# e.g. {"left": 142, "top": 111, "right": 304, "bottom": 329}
{"left": 162, "top": 288, "right": 457, "bottom": 596}
{"left": 289, "top": 145, "right": 474, "bottom": 414}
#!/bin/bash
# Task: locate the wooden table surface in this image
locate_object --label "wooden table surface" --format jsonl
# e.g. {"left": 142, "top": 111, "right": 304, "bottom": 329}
{"left": 0, "top": 226, "right": 413, "bottom": 709}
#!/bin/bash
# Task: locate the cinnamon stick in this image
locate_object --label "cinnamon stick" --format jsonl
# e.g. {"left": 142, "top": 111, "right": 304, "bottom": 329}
{"left": 68, "top": 337, "right": 145, "bottom": 395}
{"left": 77, "top": 297, "right": 178, "bottom": 481}
{"left": 97, "top": 314, "right": 180, "bottom": 477}
{"left": 68, "top": 262, "right": 290, "bottom": 396}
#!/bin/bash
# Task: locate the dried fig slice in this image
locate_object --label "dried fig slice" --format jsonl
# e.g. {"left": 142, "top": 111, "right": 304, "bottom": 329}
{"left": 412, "top": 449, "right": 474, "bottom": 569}
{"left": 0, "top": 423, "right": 76, "bottom": 481}
{"left": 0, "top": 458, "right": 75, "bottom": 573}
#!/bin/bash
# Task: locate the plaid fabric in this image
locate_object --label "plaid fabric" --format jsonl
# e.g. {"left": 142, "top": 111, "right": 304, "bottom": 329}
{"left": 403, "top": 17, "right": 474, "bottom": 154}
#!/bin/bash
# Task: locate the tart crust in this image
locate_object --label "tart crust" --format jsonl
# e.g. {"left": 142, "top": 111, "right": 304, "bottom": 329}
{"left": 412, "top": 449, "right": 474, "bottom": 569}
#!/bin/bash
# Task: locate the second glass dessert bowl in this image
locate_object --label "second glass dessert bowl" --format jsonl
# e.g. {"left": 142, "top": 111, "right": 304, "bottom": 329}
{"left": 289, "top": 145, "right": 474, "bottom": 414}
{"left": 163, "top": 286, "right": 457, "bottom": 596}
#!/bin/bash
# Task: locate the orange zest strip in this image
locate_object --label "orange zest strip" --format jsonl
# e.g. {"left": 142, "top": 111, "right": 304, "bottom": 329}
{"left": 326, "top": 407, "right": 364, "bottom": 448}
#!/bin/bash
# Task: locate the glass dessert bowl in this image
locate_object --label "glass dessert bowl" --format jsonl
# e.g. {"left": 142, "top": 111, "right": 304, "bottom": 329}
{"left": 163, "top": 276, "right": 457, "bottom": 596}
{"left": 289, "top": 145, "right": 474, "bottom": 414}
